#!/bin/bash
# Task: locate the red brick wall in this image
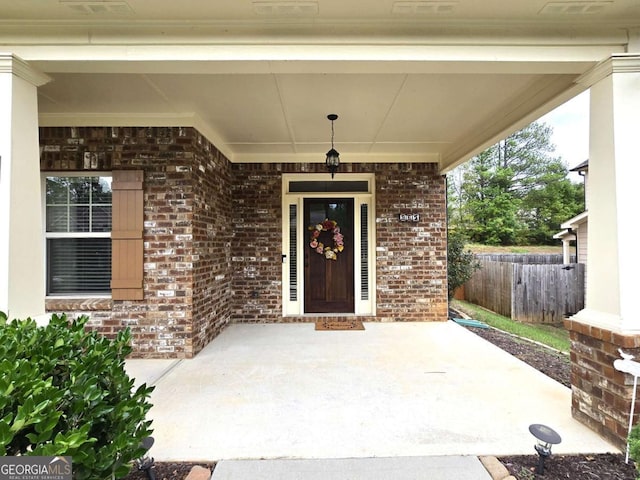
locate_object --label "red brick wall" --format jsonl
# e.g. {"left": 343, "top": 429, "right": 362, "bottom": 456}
{"left": 41, "top": 127, "right": 232, "bottom": 358}
{"left": 375, "top": 163, "right": 448, "bottom": 321}
{"left": 230, "top": 162, "right": 448, "bottom": 323}
{"left": 40, "top": 128, "right": 449, "bottom": 358}
{"left": 565, "top": 318, "right": 640, "bottom": 450}
{"left": 191, "top": 142, "right": 233, "bottom": 352}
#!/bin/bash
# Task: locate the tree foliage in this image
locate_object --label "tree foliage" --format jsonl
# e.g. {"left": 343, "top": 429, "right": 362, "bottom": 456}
{"left": 448, "top": 122, "right": 584, "bottom": 245}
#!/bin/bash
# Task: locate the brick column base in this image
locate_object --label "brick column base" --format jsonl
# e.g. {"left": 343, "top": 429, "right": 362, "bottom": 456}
{"left": 565, "top": 318, "right": 640, "bottom": 450}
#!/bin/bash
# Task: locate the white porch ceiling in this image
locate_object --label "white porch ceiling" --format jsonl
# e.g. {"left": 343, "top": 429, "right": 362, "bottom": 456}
{"left": 2, "top": 0, "right": 639, "bottom": 171}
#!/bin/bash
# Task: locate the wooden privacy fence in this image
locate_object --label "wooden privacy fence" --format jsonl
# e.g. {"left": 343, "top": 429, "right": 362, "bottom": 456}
{"left": 474, "top": 253, "right": 576, "bottom": 264}
{"left": 464, "top": 256, "right": 585, "bottom": 324}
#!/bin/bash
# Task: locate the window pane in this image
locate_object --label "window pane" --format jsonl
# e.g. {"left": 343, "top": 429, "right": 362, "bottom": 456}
{"left": 70, "top": 206, "right": 90, "bottom": 232}
{"left": 289, "top": 204, "right": 297, "bottom": 302}
{"left": 47, "top": 238, "right": 111, "bottom": 295}
{"left": 289, "top": 181, "right": 369, "bottom": 193}
{"left": 70, "top": 177, "right": 91, "bottom": 204}
{"left": 92, "top": 177, "right": 112, "bottom": 203}
{"left": 92, "top": 206, "right": 112, "bottom": 232}
{"left": 46, "top": 175, "right": 112, "bottom": 233}
{"left": 46, "top": 206, "right": 68, "bottom": 232}
{"left": 46, "top": 177, "right": 70, "bottom": 204}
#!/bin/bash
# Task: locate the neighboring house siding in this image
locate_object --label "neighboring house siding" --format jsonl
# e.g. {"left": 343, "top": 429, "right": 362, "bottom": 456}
{"left": 579, "top": 221, "right": 588, "bottom": 291}
{"left": 578, "top": 222, "right": 588, "bottom": 264}
{"left": 40, "top": 127, "right": 448, "bottom": 358}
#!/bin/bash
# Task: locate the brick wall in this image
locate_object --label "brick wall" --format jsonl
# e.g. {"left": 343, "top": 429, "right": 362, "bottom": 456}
{"left": 375, "top": 163, "right": 448, "bottom": 321}
{"left": 230, "top": 163, "right": 285, "bottom": 322}
{"left": 40, "top": 128, "right": 449, "bottom": 357}
{"left": 230, "top": 162, "right": 448, "bottom": 323}
{"left": 40, "top": 127, "right": 232, "bottom": 358}
{"left": 565, "top": 318, "right": 640, "bottom": 449}
{"left": 191, "top": 140, "right": 233, "bottom": 352}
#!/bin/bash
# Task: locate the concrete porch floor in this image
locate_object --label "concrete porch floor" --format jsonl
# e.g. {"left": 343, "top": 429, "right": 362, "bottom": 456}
{"left": 126, "top": 321, "right": 618, "bottom": 462}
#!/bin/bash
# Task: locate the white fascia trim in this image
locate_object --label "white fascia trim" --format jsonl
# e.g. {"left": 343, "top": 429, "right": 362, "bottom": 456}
{"left": 560, "top": 211, "right": 589, "bottom": 229}
{"left": 9, "top": 44, "right": 626, "bottom": 72}
{"left": 440, "top": 76, "right": 589, "bottom": 173}
{"left": 236, "top": 153, "right": 440, "bottom": 164}
{"left": 553, "top": 230, "right": 570, "bottom": 240}
{"left": 577, "top": 54, "right": 640, "bottom": 87}
{"left": 0, "top": 53, "right": 51, "bottom": 86}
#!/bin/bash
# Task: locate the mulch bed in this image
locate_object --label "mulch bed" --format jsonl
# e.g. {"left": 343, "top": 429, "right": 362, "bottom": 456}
{"left": 500, "top": 453, "right": 636, "bottom": 479}
{"left": 123, "top": 463, "right": 215, "bottom": 480}
{"left": 465, "top": 324, "right": 571, "bottom": 388}
{"left": 460, "top": 321, "right": 637, "bottom": 480}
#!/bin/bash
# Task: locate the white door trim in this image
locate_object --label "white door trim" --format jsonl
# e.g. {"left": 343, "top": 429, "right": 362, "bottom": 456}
{"left": 281, "top": 173, "right": 376, "bottom": 316}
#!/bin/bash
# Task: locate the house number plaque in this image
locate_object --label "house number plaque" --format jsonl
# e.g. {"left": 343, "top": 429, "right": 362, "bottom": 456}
{"left": 399, "top": 213, "right": 420, "bottom": 222}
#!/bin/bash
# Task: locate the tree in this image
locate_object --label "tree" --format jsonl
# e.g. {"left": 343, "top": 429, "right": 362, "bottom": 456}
{"left": 520, "top": 179, "right": 584, "bottom": 244}
{"left": 448, "top": 121, "right": 584, "bottom": 245}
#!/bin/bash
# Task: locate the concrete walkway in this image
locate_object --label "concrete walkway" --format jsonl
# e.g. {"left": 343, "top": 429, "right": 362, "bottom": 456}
{"left": 126, "top": 321, "right": 618, "bottom": 470}
{"left": 211, "top": 456, "right": 492, "bottom": 479}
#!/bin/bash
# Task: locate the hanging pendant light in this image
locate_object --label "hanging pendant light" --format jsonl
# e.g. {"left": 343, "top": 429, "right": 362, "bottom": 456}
{"left": 325, "top": 114, "right": 340, "bottom": 179}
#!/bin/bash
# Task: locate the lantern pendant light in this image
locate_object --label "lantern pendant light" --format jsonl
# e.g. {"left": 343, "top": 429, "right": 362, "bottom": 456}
{"left": 325, "top": 114, "right": 340, "bottom": 179}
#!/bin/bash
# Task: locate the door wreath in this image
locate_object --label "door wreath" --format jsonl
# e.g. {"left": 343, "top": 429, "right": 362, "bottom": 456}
{"left": 309, "top": 218, "right": 344, "bottom": 261}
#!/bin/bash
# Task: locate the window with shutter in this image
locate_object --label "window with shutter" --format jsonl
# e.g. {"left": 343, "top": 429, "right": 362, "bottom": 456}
{"left": 110, "top": 170, "right": 144, "bottom": 300}
{"left": 45, "top": 175, "right": 112, "bottom": 295}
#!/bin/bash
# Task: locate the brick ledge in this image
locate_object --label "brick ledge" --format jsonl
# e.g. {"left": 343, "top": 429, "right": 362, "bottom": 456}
{"left": 564, "top": 318, "right": 640, "bottom": 348}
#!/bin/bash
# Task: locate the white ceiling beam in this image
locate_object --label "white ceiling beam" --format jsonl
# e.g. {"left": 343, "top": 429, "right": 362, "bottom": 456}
{"left": 13, "top": 43, "right": 624, "bottom": 74}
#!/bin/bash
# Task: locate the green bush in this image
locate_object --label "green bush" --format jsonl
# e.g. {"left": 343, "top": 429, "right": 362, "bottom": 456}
{"left": 0, "top": 312, "right": 154, "bottom": 480}
{"left": 629, "top": 423, "right": 640, "bottom": 478}
{"left": 447, "top": 230, "right": 481, "bottom": 299}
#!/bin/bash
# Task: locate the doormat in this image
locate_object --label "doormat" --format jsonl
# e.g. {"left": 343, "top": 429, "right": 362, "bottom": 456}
{"left": 315, "top": 319, "right": 365, "bottom": 331}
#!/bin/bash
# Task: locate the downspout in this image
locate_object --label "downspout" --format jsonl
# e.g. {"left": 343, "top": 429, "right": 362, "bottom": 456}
{"left": 578, "top": 169, "right": 586, "bottom": 207}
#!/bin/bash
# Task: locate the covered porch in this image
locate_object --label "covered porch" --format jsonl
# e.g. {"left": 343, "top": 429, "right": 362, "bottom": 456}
{"left": 127, "top": 322, "right": 616, "bottom": 461}
{"left": 2, "top": 0, "right": 640, "bottom": 452}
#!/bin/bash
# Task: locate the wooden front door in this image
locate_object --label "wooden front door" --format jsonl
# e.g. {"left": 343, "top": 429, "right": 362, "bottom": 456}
{"left": 304, "top": 198, "right": 354, "bottom": 313}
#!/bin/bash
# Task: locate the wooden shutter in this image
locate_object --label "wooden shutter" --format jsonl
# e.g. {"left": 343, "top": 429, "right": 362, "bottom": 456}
{"left": 111, "top": 170, "right": 144, "bottom": 300}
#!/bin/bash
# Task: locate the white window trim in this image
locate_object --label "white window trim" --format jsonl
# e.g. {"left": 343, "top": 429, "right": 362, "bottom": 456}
{"left": 42, "top": 172, "right": 113, "bottom": 298}
{"left": 281, "top": 173, "right": 376, "bottom": 316}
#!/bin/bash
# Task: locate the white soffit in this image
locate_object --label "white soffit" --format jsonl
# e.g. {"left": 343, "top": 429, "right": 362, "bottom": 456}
{"left": 5, "top": 0, "right": 638, "bottom": 169}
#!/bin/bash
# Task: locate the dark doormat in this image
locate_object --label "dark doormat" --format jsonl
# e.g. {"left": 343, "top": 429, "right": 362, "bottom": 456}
{"left": 315, "top": 319, "right": 365, "bottom": 331}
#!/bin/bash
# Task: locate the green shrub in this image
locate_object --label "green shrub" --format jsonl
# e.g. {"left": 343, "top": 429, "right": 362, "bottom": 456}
{"left": 447, "top": 230, "right": 481, "bottom": 299}
{"left": 0, "top": 312, "right": 154, "bottom": 480}
{"left": 629, "top": 423, "right": 640, "bottom": 478}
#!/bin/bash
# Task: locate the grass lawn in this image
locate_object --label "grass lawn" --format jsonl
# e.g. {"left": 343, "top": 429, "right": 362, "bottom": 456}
{"left": 467, "top": 243, "right": 562, "bottom": 254}
{"left": 451, "top": 299, "right": 570, "bottom": 354}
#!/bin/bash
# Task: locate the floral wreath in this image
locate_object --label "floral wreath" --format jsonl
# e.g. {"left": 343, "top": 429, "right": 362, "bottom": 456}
{"left": 309, "top": 218, "right": 344, "bottom": 261}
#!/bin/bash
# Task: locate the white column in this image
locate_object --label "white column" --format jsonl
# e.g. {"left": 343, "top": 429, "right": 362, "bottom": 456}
{"left": 561, "top": 238, "right": 571, "bottom": 264}
{"left": 572, "top": 55, "right": 640, "bottom": 332}
{"left": 0, "top": 54, "right": 50, "bottom": 320}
